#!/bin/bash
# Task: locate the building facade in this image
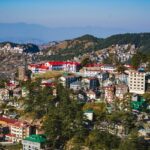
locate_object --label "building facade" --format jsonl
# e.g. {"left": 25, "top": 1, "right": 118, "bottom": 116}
{"left": 22, "top": 134, "right": 46, "bottom": 150}
{"left": 128, "top": 71, "right": 146, "bottom": 94}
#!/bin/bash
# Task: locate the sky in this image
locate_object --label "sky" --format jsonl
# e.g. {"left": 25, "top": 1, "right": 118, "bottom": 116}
{"left": 0, "top": 0, "right": 150, "bottom": 42}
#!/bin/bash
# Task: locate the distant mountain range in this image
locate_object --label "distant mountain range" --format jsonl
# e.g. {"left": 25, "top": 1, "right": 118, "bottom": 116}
{"left": 0, "top": 23, "right": 131, "bottom": 44}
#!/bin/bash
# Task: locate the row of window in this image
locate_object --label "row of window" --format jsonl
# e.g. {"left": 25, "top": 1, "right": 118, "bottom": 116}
{"left": 130, "top": 87, "right": 144, "bottom": 90}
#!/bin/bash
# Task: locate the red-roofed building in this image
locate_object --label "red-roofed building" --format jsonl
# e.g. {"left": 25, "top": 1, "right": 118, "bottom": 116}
{"left": 28, "top": 61, "right": 80, "bottom": 73}
{"left": 0, "top": 117, "right": 34, "bottom": 142}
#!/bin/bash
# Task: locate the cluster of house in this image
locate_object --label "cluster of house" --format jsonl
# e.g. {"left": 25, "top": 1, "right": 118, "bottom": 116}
{"left": 0, "top": 43, "right": 24, "bottom": 54}
{"left": 74, "top": 44, "right": 136, "bottom": 64}
{"left": 1, "top": 58, "right": 150, "bottom": 148}
{"left": 0, "top": 116, "right": 46, "bottom": 149}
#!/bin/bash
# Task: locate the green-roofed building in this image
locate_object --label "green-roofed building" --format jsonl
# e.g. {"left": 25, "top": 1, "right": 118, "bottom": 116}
{"left": 131, "top": 96, "right": 147, "bottom": 111}
{"left": 22, "top": 134, "right": 47, "bottom": 150}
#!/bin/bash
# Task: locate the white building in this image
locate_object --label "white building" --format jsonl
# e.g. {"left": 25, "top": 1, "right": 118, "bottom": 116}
{"left": 100, "top": 65, "right": 116, "bottom": 73}
{"left": 128, "top": 71, "right": 146, "bottom": 94}
{"left": 22, "top": 134, "right": 46, "bottom": 150}
{"left": 84, "top": 110, "right": 94, "bottom": 121}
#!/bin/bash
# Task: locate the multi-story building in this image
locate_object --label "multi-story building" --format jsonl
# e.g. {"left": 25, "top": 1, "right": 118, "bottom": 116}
{"left": 28, "top": 61, "right": 80, "bottom": 74}
{"left": 128, "top": 71, "right": 146, "bottom": 94}
{"left": 0, "top": 117, "right": 36, "bottom": 142}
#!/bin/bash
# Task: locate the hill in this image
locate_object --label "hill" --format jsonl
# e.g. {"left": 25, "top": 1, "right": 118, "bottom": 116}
{"left": 0, "top": 42, "right": 39, "bottom": 53}
{"left": 40, "top": 33, "right": 150, "bottom": 61}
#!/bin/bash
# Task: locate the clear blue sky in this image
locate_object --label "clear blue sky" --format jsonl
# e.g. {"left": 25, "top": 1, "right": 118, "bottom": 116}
{"left": 0, "top": 0, "right": 150, "bottom": 31}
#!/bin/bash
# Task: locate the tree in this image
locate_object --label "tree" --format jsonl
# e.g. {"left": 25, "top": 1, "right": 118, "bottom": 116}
{"left": 117, "top": 64, "right": 126, "bottom": 73}
{"left": 85, "top": 130, "right": 120, "bottom": 150}
{"left": 119, "top": 130, "right": 149, "bottom": 150}
{"left": 43, "top": 84, "right": 88, "bottom": 149}
{"left": 81, "top": 57, "right": 92, "bottom": 67}
{"left": 131, "top": 52, "right": 147, "bottom": 69}
{"left": 24, "top": 80, "right": 54, "bottom": 119}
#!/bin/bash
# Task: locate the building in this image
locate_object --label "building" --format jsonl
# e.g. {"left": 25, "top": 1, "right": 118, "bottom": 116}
{"left": 18, "top": 66, "right": 26, "bottom": 81}
{"left": 0, "top": 117, "right": 35, "bottom": 142}
{"left": 84, "top": 110, "right": 94, "bottom": 121}
{"left": 115, "top": 73, "right": 128, "bottom": 84}
{"left": 70, "top": 81, "right": 82, "bottom": 91}
{"left": 131, "top": 95, "right": 146, "bottom": 112}
{"left": 104, "top": 86, "right": 115, "bottom": 103}
{"left": 89, "top": 78, "right": 100, "bottom": 90}
{"left": 22, "top": 134, "right": 47, "bottom": 150}
{"left": 115, "top": 84, "right": 128, "bottom": 99}
{"left": 0, "top": 88, "right": 9, "bottom": 100}
{"left": 59, "top": 75, "right": 79, "bottom": 88}
{"left": 28, "top": 61, "right": 80, "bottom": 74}
{"left": 128, "top": 71, "right": 146, "bottom": 94}
{"left": 86, "top": 90, "right": 96, "bottom": 100}
{"left": 100, "top": 65, "right": 116, "bottom": 73}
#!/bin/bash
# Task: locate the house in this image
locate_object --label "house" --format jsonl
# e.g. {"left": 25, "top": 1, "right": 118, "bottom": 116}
{"left": 77, "top": 91, "right": 87, "bottom": 103}
{"left": 70, "top": 81, "right": 82, "bottom": 91}
{"left": 138, "top": 129, "right": 150, "bottom": 139}
{"left": 115, "top": 84, "right": 128, "bottom": 99}
{"left": 81, "top": 77, "right": 100, "bottom": 90}
{"left": 41, "top": 79, "right": 55, "bottom": 87}
{"left": 81, "top": 64, "right": 102, "bottom": 77}
{"left": 97, "top": 72, "right": 109, "bottom": 82}
{"left": 100, "top": 65, "right": 116, "bottom": 73}
{"left": 59, "top": 75, "right": 79, "bottom": 88}
{"left": 131, "top": 96, "right": 147, "bottom": 112}
{"left": 104, "top": 86, "right": 115, "bottom": 103}
{"left": 89, "top": 78, "right": 100, "bottom": 90}
{"left": 22, "top": 134, "right": 47, "bottom": 150}
{"left": 0, "top": 88, "right": 9, "bottom": 101}
{"left": 115, "top": 73, "right": 128, "bottom": 84}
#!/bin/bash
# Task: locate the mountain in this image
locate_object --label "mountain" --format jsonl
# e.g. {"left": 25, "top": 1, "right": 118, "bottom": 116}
{"left": 41, "top": 33, "right": 150, "bottom": 60}
{"left": 0, "top": 23, "right": 129, "bottom": 44}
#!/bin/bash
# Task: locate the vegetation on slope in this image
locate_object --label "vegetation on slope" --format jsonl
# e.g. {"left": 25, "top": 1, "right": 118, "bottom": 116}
{"left": 40, "top": 33, "right": 150, "bottom": 61}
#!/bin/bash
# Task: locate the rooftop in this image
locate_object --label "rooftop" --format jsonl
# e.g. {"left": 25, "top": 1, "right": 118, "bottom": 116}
{"left": 24, "top": 134, "right": 46, "bottom": 143}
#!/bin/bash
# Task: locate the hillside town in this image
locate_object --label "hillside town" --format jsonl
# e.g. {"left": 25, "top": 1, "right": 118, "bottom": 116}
{"left": 0, "top": 42, "right": 150, "bottom": 149}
